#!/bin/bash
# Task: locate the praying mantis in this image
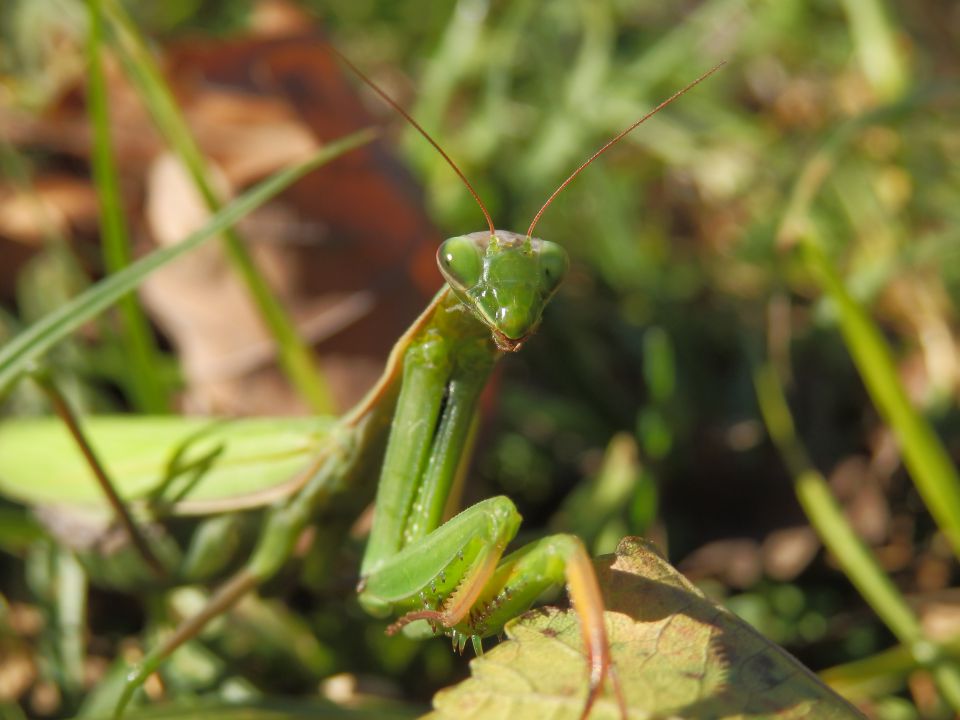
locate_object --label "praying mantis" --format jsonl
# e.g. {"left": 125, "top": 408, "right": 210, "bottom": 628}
{"left": 0, "top": 53, "right": 723, "bottom": 719}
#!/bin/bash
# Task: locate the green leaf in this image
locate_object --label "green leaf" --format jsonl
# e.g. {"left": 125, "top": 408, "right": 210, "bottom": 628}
{"left": 427, "top": 537, "right": 864, "bottom": 719}
{"left": 0, "top": 416, "right": 334, "bottom": 513}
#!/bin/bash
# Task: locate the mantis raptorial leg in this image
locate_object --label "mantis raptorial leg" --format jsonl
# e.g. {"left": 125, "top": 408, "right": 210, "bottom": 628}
{"left": 86, "top": 54, "right": 722, "bottom": 719}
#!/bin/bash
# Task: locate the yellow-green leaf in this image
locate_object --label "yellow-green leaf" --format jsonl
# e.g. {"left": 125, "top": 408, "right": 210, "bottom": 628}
{"left": 427, "top": 537, "right": 864, "bottom": 719}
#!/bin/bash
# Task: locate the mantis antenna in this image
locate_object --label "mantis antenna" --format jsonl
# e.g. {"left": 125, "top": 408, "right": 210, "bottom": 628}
{"left": 526, "top": 61, "right": 727, "bottom": 239}
{"left": 333, "top": 47, "right": 723, "bottom": 242}
{"left": 331, "top": 47, "right": 497, "bottom": 237}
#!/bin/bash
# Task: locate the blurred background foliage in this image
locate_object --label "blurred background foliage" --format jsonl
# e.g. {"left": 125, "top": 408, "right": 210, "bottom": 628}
{"left": 1, "top": 0, "right": 959, "bottom": 718}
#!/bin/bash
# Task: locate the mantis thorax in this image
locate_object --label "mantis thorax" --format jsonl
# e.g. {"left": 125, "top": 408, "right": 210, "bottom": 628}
{"left": 437, "top": 231, "right": 569, "bottom": 352}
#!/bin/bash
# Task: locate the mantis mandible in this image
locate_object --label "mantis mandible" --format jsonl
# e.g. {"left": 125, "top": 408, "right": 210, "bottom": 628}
{"left": 0, "top": 52, "right": 722, "bottom": 720}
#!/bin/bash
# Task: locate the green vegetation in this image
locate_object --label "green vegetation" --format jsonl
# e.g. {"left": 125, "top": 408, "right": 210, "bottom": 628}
{"left": 1, "top": 0, "right": 958, "bottom": 718}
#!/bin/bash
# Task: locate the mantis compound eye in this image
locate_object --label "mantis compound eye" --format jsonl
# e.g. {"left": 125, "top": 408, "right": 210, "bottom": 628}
{"left": 438, "top": 235, "right": 484, "bottom": 292}
{"left": 536, "top": 240, "right": 569, "bottom": 296}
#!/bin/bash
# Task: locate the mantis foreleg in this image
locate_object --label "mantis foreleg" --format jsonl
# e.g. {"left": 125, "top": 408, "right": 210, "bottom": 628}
{"left": 356, "top": 250, "right": 625, "bottom": 717}
{"left": 361, "top": 293, "right": 495, "bottom": 576}
{"left": 385, "top": 525, "right": 624, "bottom": 719}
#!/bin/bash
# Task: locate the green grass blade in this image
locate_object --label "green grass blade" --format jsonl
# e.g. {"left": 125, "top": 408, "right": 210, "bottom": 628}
{"left": 100, "top": 0, "right": 338, "bottom": 413}
{"left": 54, "top": 548, "right": 88, "bottom": 697}
{"left": 754, "top": 356, "right": 960, "bottom": 709}
{"left": 0, "top": 130, "right": 376, "bottom": 396}
{"left": 753, "top": 361, "right": 922, "bottom": 644}
{"left": 86, "top": 0, "right": 168, "bottom": 412}
{"left": 802, "top": 240, "right": 960, "bottom": 559}
{"left": 837, "top": 0, "right": 909, "bottom": 101}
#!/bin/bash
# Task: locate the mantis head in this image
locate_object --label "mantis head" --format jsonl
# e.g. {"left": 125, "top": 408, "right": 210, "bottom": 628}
{"left": 333, "top": 49, "right": 723, "bottom": 351}
{"left": 438, "top": 231, "right": 568, "bottom": 352}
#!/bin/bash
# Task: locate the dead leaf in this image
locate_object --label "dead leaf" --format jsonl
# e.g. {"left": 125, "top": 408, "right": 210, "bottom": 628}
{"left": 680, "top": 538, "right": 762, "bottom": 589}
{"left": 762, "top": 526, "right": 820, "bottom": 581}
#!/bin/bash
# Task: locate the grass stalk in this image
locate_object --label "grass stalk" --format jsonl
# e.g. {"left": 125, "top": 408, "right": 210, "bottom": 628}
{"left": 754, "top": 352, "right": 960, "bottom": 710}
{"left": 801, "top": 240, "right": 960, "bottom": 558}
{"left": 86, "top": 0, "right": 168, "bottom": 412}
{"left": 837, "top": 0, "right": 909, "bottom": 101}
{"left": 99, "top": 0, "right": 337, "bottom": 413}
{"left": 0, "top": 131, "right": 376, "bottom": 395}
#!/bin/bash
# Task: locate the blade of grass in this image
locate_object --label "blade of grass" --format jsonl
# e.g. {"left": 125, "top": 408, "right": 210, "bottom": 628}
{"left": 801, "top": 240, "right": 960, "bottom": 558}
{"left": 753, "top": 358, "right": 922, "bottom": 644}
{"left": 0, "top": 130, "right": 376, "bottom": 396}
{"left": 837, "top": 0, "right": 909, "bottom": 101}
{"left": 33, "top": 368, "right": 167, "bottom": 577}
{"left": 54, "top": 548, "right": 88, "bottom": 699}
{"left": 753, "top": 353, "right": 960, "bottom": 710}
{"left": 773, "top": 89, "right": 960, "bottom": 554}
{"left": 86, "top": 0, "right": 168, "bottom": 412}
{"left": 99, "top": 0, "right": 337, "bottom": 413}
{"left": 821, "top": 644, "right": 915, "bottom": 702}
{"left": 822, "top": 636, "right": 960, "bottom": 702}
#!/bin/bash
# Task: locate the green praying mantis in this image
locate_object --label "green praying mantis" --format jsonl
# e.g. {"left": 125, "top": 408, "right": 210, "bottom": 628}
{"left": 0, "top": 54, "right": 723, "bottom": 719}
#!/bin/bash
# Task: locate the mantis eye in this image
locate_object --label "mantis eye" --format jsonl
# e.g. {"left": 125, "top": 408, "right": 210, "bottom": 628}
{"left": 537, "top": 241, "right": 569, "bottom": 295}
{"left": 438, "top": 235, "right": 484, "bottom": 291}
